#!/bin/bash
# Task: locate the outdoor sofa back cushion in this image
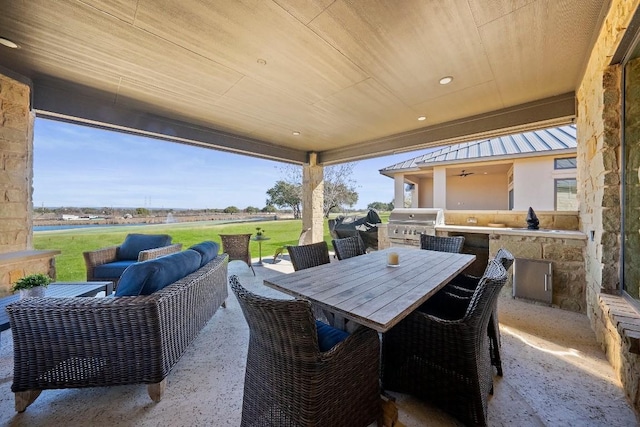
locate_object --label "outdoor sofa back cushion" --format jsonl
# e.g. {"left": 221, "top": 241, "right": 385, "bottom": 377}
{"left": 189, "top": 241, "right": 220, "bottom": 268}
{"left": 116, "top": 233, "right": 173, "bottom": 260}
{"left": 115, "top": 249, "right": 202, "bottom": 296}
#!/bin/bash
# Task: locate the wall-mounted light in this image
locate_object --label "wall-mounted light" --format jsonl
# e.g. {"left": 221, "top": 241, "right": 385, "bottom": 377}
{"left": 292, "top": 131, "right": 300, "bottom": 136}
{"left": 439, "top": 76, "right": 453, "bottom": 85}
{"left": 417, "top": 116, "right": 426, "bottom": 121}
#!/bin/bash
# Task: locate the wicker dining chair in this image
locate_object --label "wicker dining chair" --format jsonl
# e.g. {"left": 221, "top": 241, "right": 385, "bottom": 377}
{"left": 444, "top": 247, "right": 515, "bottom": 375}
{"left": 382, "top": 260, "right": 508, "bottom": 427}
{"left": 419, "top": 234, "right": 465, "bottom": 253}
{"left": 286, "top": 241, "right": 333, "bottom": 323}
{"left": 219, "top": 234, "right": 254, "bottom": 275}
{"left": 229, "top": 275, "right": 381, "bottom": 427}
{"left": 286, "top": 241, "right": 331, "bottom": 271}
{"left": 332, "top": 234, "right": 367, "bottom": 260}
{"left": 272, "top": 228, "right": 311, "bottom": 263}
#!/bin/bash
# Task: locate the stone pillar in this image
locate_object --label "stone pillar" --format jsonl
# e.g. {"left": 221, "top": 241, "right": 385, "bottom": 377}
{"left": 0, "top": 73, "right": 33, "bottom": 254}
{"left": 393, "top": 174, "right": 404, "bottom": 208}
{"left": 302, "top": 153, "right": 324, "bottom": 244}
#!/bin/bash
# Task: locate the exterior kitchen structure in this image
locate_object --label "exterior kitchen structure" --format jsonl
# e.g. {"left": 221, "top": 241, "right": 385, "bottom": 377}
{"left": 380, "top": 125, "right": 577, "bottom": 212}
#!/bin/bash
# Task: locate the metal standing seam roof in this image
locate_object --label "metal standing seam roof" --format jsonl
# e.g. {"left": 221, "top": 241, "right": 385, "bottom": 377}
{"left": 379, "top": 125, "right": 576, "bottom": 173}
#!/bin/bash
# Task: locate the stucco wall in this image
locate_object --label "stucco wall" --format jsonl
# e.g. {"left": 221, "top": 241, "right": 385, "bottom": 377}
{"left": 417, "top": 177, "right": 433, "bottom": 208}
{"left": 576, "top": 0, "right": 640, "bottom": 411}
{"left": 446, "top": 172, "right": 508, "bottom": 210}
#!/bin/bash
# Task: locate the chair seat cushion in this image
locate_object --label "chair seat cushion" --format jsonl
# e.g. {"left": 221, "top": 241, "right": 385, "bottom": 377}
{"left": 93, "top": 260, "right": 136, "bottom": 279}
{"left": 189, "top": 241, "right": 220, "bottom": 267}
{"left": 117, "top": 233, "right": 173, "bottom": 260}
{"left": 315, "top": 320, "right": 349, "bottom": 352}
{"left": 115, "top": 249, "right": 202, "bottom": 296}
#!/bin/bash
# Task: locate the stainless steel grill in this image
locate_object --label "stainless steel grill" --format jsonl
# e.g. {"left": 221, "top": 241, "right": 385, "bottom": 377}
{"left": 387, "top": 208, "right": 444, "bottom": 248}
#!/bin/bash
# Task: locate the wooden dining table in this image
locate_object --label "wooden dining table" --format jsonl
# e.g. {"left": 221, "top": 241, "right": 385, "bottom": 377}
{"left": 264, "top": 246, "right": 475, "bottom": 333}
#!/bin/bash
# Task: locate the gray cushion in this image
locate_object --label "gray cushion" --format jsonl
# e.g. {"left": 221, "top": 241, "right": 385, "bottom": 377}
{"left": 116, "top": 233, "right": 173, "bottom": 261}
{"left": 93, "top": 260, "right": 136, "bottom": 279}
{"left": 115, "top": 249, "right": 202, "bottom": 296}
{"left": 189, "top": 241, "right": 220, "bottom": 267}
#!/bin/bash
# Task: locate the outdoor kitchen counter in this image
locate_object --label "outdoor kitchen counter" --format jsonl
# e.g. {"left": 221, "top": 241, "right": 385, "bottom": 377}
{"left": 436, "top": 225, "right": 587, "bottom": 240}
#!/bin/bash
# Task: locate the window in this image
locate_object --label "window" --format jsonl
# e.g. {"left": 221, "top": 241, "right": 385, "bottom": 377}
{"left": 554, "top": 157, "right": 577, "bottom": 169}
{"left": 555, "top": 179, "right": 577, "bottom": 210}
{"left": 623, "top": 42, "right": 640, "bottom": 302}
{"left": 508, "top": 189, "right": 514, "bottom": 210}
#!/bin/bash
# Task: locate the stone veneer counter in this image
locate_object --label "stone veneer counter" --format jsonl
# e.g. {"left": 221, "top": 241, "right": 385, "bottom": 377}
{"left": 435, "top": 225, "right": 587, "bottom": 313}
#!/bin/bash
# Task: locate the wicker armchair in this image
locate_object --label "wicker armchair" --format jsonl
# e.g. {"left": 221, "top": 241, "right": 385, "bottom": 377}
{"left": 332, "top": 235, "right": 366, "bottom": 260}
{"left": 83, "top": 234, "right": 182, "bottom": 291}
{"left": 219, "top": 234, "right": 254, "bottom": 275}
{"left": 382, "top": 260, "right": 508, "bottom": 426}
{"left": 286, "top": 241, "right": 331, "bottom": 271}
{"left": 419, "top": 234, "right": 465, "bottom": 253}
{"left": 229, "top": 276, "right": 381, "bottom": 427}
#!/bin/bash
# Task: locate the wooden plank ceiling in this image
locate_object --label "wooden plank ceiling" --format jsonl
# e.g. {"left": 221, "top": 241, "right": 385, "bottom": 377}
{"left": 0, "top": 0, "right": 608, "bottom": 164}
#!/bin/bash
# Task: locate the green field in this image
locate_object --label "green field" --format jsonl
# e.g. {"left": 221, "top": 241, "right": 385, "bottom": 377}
{"left": 34, "top": 213, "right": 390, "bottom": 282}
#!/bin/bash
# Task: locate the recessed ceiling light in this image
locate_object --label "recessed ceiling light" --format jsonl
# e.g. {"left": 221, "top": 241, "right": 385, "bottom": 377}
{"left": 417, "top": 116, "right": 426, "bottom": 121}
{"left": 439, "top": 76, "right": 453, "bottom": 85}
{"left": 0, "top": 37, "right": 19, "bottom": 49}
{"left": 292, "top": 131, "right": 300, "bottom": 136}
{"left": 257, "top": 58, "right": 267, "bottom": 65}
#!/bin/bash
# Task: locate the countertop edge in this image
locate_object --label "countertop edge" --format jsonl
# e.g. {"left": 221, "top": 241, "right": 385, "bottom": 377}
{"left": 436, "top": 225, "right": 587, "bottom": 240}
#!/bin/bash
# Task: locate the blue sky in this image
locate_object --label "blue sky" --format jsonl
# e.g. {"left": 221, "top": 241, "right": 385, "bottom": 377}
{"left": 33, "top": 118, "right": 424, "bottom": 210}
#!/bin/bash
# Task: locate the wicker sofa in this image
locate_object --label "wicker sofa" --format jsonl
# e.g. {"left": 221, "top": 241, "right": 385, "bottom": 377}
{"left": 7, "top": 247, "right": 229, "bottom": 412}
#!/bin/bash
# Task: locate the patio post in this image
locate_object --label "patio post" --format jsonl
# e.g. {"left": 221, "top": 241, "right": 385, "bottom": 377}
{"left": 302, "top": 152, "right": 324, "bottom": 244}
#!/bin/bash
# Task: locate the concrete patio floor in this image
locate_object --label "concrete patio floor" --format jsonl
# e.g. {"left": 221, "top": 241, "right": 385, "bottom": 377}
{"left": 0, "top": 256, "right": 638, "bottom": 426}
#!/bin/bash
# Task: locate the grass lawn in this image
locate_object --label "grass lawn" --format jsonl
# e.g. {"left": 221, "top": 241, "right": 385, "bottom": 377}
{"left": 34, "top": 213, "right": 390, "bottom": 282}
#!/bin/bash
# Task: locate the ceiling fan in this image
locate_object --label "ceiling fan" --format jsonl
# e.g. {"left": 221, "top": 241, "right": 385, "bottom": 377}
{"left": 457, "top": 169, "right": 475, "bottom": 177}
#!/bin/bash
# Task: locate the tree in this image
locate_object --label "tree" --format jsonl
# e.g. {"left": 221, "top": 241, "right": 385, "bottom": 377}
{"left": 223, "top": 206, "right": 239, "bottom": 214}
{"left": 272, "top": 163, "right": 359, "bottom": 218}
{"left": 245, "top": 206, "right": 259, "bottom": 214}
{"left": 262, "top": 205, "right": 277, "bottom": 213}
{"left": 367, "top": 201, "right": 394, "bottom": 211}
{"left": 266, "top": 181, "right": 302, "bottom": 218}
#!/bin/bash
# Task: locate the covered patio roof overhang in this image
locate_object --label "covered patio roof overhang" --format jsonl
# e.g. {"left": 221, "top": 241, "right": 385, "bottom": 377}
{"left": 0, "top": 1, "right": 607, "bottom": 166}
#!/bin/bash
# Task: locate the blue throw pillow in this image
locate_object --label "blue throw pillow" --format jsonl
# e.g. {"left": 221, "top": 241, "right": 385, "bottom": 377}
{"left": 116, "top": 249, "right": 202, "bottom": 296}
{"left": 117, "top": 234, "right": 173, "bottom": 261}
{"left": 189, "top": 241, "right": 220, "bottom": 268}
{"left": 315, "top": 320, "right": 349, "bottom": 352}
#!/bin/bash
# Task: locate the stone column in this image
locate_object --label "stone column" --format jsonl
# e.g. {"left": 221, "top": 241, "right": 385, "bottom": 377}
{"left": 302, "top": 153, "right": 324, "bottom": 244}
{"left": 0, "top": 72, "right": 33, "bottom": 254}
